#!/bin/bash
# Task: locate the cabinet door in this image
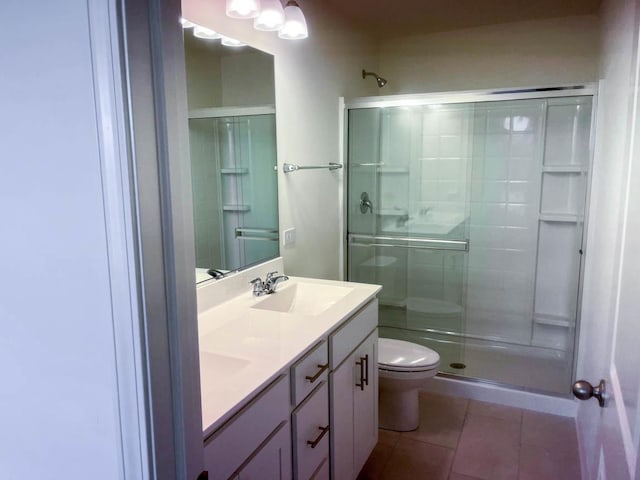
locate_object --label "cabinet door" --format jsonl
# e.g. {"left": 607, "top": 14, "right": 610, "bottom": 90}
{"left": 239, "top": 422, "right": 292, "bottom": 480}
{"left": 330, "top": 356, "right": 355, "bottom": 480}
{"left": 353, "top": 330, "right": 378, "bottom": 474}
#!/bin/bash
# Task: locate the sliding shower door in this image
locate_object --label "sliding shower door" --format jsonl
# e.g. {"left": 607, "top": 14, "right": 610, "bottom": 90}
{"left": 347, "top": 104, "right": 473, "bottom": 371}
{"left": 346, "top": 93, "right": 593, "bottom": 395}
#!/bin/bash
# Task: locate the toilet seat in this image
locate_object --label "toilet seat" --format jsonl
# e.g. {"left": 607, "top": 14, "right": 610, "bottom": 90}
{"left": 378, "top": 338, "right": 440, "bottom": 372}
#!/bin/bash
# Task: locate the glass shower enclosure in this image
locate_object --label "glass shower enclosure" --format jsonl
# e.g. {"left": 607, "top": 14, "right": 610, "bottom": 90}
{"left": 346, "top": 89, "right": 594, "bottom": 395}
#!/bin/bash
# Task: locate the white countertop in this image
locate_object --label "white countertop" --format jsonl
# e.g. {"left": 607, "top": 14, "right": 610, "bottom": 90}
{"left": 198, "top": 272, "right": 381, "bottom": 437}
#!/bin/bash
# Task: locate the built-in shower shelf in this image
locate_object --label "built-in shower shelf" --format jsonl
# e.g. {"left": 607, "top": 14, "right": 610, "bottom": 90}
{"left": 533, "top": 313, "right": 573, "bottom": 328}
{"left": 376, "top": 166, "right": 410, "bottom": 174}
{"left": 377, "top": 208, "right": 409, "bottom": 216}
{"left": 542, "top": 165, "right": 586, "bottom": 173}
{"left": 539, "top": 213, "right": 582, "bottom": 223}
{"left": 220, "top": 168, "right": 249, "bottom": 174}
{"left": 223, "top": 205, "right": 251, "bottom": 212}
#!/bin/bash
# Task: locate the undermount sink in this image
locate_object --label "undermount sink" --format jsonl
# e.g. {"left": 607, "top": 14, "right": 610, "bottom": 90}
{"left": 251, "top": 281, "right": 354, "bottom": 316}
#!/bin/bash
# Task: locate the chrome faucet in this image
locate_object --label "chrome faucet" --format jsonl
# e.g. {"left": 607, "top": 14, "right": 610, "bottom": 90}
{"left": 250, "top": 271, "right": 289, "bottom": 296}
{"left": 265, "top": 271, "right": 289, "bottom": 293}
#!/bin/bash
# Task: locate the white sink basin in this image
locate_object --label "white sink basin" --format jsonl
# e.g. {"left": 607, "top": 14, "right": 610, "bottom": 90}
{"left": 252, "top": 282, "right": 354, "bottom": 316}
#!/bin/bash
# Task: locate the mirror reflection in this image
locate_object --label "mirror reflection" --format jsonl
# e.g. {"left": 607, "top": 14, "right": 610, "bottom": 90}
{"left": 184, "top": 31, "right": 279, "bottom": 283}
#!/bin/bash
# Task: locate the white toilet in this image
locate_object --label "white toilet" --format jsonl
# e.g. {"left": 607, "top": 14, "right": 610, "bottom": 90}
{"left": 378, "top": 338, "right": 440, "bottom": 432}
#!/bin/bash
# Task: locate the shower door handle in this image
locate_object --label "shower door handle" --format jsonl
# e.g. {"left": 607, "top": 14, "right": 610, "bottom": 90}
{"left": 360, "top": 192, "right": 373, "bottom": 214}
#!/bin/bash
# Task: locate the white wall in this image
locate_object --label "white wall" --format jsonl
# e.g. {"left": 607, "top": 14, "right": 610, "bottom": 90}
{"left": 183, "top": 0, "right": 378, "bottom": 279}
{"left": 184, "top": 38, "right": 275, "bottom": 109}
{"left": 378, "top": 15, "right": 600, "bottom": 94}
{"left": 0, "top": 1, "right": 123, "bottom": 478}
{"left": 577, "top": 0, "right": 638, "bottom": 477}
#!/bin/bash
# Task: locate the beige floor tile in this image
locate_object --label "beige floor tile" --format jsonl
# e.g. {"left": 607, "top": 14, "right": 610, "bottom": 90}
{"left": 468, "top": 400, "right": 523, "bottom": 422}
{"left": 401, "top": 392, "right": 469, "bottom": 448}
{"left": 448, "top": 473, "right": 484, "bottom": 480}
{"left": 358, "top": 443, "right": 395, "bottom": 480}
{"left": 521, "top": 411, "right": 578, "bottom": 456}
{"left": 518, "top": 443, "right": 581, "bottom": 480}
{"left": 378, "top": 429, "right": 400, "bottom": 448}
{"left": 380, "top": 437, "right": 455, "bottom": 480}
{"left": 451, "top": 413, "right": 521, "bottom": 480}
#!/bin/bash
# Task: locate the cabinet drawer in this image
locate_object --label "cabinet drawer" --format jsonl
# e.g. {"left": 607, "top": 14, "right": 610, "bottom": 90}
{"left": 330, "top": 299, "right": 377, "bottom": 368}
{"left": 291, "top": 340, "right": 328, "bottom": 406}
{"left": 292, "top": 382, "right": 330, "bottom": 480}
{"left": 204, "top": 375, "right": 289, "bottom": 480}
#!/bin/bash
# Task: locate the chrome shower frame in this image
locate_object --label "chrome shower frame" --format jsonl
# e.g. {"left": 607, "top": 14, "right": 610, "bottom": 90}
{"left": 340, "top": 83, "right": 599, "bottom": 397}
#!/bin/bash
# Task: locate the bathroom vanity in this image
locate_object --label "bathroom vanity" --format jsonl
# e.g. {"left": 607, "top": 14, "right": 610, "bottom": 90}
{"left": 197, "top": 259, "right": 381, "bottom": 480}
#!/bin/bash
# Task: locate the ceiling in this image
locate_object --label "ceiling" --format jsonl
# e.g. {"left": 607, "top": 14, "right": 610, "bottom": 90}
{"left": 321, "top": 0, "right": 602, "bottom": 40}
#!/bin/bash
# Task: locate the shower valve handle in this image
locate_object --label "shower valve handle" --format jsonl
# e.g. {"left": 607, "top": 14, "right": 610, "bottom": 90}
{"left": 360, "top": 192, "right": 373, "bottom": 214}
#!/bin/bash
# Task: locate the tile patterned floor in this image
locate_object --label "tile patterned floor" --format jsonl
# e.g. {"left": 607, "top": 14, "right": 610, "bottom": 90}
{"left": 358, "top": 392, "right": 581, "bottom": 480}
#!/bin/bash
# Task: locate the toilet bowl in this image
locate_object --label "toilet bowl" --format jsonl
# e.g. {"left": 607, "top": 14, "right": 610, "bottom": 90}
{"left": 378, "top": 338, "right": 440, "bottom": 432}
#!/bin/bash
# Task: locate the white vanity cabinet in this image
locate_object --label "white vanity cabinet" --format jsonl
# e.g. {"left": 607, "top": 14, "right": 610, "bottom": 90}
{"left": 203, "top": 376, "right": 291, "bottom": 480}
{"left": 235, "top": 422, "right": 292, "bottom": 480}
{"left": 330, "top": 301, "right": 378, "bottom": 480}
{"left": 201, "top": 293, "right": 379, "bottom": 480}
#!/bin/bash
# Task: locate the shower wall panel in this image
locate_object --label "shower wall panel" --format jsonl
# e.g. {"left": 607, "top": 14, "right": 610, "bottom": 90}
{"left": 466, "top": 101, "right": 544, "bottom": 344}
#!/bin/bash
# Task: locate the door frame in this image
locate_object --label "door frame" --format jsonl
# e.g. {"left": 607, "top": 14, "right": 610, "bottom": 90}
{"left": 92, "top": 0, "right": 204, "bottom": 478}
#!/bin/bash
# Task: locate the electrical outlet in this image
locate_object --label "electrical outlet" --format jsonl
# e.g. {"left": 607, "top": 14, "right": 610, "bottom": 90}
{"left": 283, "top": 227, "right": 296, "bottom": 246}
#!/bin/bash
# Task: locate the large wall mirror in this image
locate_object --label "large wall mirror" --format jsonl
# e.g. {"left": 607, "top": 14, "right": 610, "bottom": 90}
{"left": 184, "top": 31, "right": 279, "bottom": 283}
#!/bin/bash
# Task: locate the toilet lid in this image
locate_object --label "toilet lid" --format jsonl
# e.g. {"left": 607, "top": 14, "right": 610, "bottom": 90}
{"left": 378, "top": 338, "right": 440, "bottom": 371}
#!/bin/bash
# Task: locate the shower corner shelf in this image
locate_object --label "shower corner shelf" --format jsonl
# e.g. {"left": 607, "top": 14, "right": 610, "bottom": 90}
{"left": 376, "top": 166, "right": 410, "bottom": 174}
{"left": 539, "top": 213, "right": 583, "bottom": 223}
{"left": 377, "top": 208, "right": 409, "bottom": 216}
{"left": 223, "top": 205, "right": 251, "bottom": 212}
{"left": 221, "top": 167, "right": 249, "bottom": 174}
{"left": 542, "top": 165, "right": 586, "bottom": 173}
{"left": 533, "top": 313, "right": 573, "bottom": 328}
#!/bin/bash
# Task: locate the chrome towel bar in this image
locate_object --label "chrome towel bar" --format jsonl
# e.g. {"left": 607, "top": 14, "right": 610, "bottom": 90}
{"left": 282, "top": 162, "right": 342, "bottom": 173}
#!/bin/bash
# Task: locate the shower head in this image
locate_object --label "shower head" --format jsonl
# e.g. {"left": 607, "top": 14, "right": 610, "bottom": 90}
{"left": 362, "top": 69, "right": 387, "bottom": 88}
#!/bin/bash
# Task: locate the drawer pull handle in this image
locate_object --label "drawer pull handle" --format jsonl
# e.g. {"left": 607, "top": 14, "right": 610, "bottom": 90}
{"left": 305, "top": 363, "right": 329, "bottom": 383}
{"left": 356, "top": 357, "right": 365, "bottom": 391}
{"left": 307, "top": 426, "right": 329, "bottom": 448}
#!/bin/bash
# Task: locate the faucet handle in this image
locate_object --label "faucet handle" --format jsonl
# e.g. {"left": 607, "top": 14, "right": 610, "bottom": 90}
{"left": 249, "top": 277, "right": 263, "bottom": 286}
{"left": 265, "top": 271, "right": 278, "bottom": 281}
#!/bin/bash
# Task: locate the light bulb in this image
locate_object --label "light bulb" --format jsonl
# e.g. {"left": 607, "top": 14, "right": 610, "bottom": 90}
{"left": 180, "top": 17, "right": 196, "bottom": 28}
{"left": 221, "top": 36, "right": 246, "bottom": 47}
{"left": 226, "top": 0, "right": 261, "bottom": 19}
{"left": 193, "top": 25, "right": 222, "bottom": 40}
{"left": 278, "top": 1, "right": 308, "bottom": 40}
{"left": 254, "top": 0, "right": 285, "bottom": 31}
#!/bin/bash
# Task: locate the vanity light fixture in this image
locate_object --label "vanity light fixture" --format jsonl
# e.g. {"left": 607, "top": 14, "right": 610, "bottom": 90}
{"left": 221, "top": 36, "right": 247, "bottom": 47}
{"left": 193, "top": 25, "right": 222, "bottom": 40}
{"left": 226, "top": 0, "right": 261, "bottom": 19}
{"left": 254, "top": 0, "right": 285, "bottom": 31}
{"left": 180, "top": 17, "right": 196, "bottom": 28}
{"left": 278, "top": 0, "right": 308, "bottom": 40}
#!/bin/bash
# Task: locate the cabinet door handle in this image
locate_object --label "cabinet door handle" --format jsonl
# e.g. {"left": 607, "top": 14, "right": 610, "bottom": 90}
{"left": 305, "top": 363, "right": 329, "bottom": 383}
{"left": 306, "top": 425, "right": 329, "bottom": 448}
{"left": 355, "top": 357, "right": 365, "bottom": 391}
{"left": 363, "top": 354, "right": 369, "bottom": 386}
